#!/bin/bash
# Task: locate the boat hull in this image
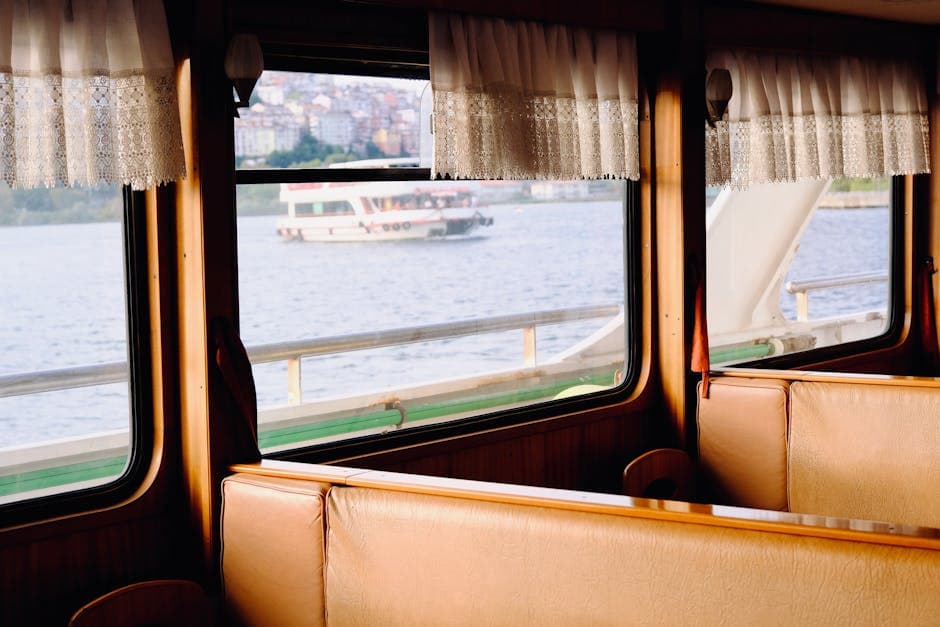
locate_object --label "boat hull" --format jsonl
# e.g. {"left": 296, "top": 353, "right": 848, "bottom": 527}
{"left": 276, "top": 209, "right": 491, "bottom": 242}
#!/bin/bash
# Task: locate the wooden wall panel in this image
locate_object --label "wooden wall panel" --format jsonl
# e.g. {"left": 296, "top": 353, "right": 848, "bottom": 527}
{"left": 578, "top": 417, "right": 642, "bottom": 493}
{"left": 365, "top": 0, "right": 668, "bottom": 31}
{"left": 232, "top": 0, "right": 668, "bottom": 39}
{"left": 0, "top": 514, "right": 187, "bottom": 627}
{"left": 543, "top": 427, "right": 585, "bottom": 488}
{"left": 332, "top": 409, "right": 648, "bottom": 494}
{"left": 704, "top": 3, "right": 930, "bottom": 57}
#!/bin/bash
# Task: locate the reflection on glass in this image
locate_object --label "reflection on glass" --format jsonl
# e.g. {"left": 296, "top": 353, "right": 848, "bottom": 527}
{"left": 706, "top": 177, "right": 891, "bottom": 364}
{"left": 0, "top": 185, "right": 131, "bottom": 503}
{"left": 234, "top": 71, "right": 431, "bottom": 169}
{"left": 236, "top": 180, "right": 628, "bottom": 451}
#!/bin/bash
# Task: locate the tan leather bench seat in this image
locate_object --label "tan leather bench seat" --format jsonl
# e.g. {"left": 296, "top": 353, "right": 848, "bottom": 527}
{"left": 789, "top": 381, "right": 940, "bottom": 529}
{"left": 697, "top": 376, "right": 940, "bottom": 529}
{"left": 220, "top": 466, "right": 940, "bottom": 626}
{"left": 326, "top": 485, "right": 940, "bottom": 625}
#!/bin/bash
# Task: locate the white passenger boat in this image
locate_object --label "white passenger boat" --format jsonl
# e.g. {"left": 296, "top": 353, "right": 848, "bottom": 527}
{"left": 276, "top": 181, "right": 494, "bottom": 242}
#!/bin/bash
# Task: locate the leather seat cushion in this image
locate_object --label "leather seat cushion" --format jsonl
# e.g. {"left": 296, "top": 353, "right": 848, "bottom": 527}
{"left": 697, "top": 377, "right": 789, "bottom": 510}
{"left": 221, "top": 474, "right": 330, "bottom": 627}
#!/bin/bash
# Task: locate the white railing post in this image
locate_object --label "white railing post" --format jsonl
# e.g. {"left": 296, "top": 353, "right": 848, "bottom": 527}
{"left": 523, "top": 327, "right": 536, "bottom": 367}
{"left": 795, "top": 291, "right": 809, "bottom": 322}
{"left": 287, "top": 357, "right": 302, "bottom": 405}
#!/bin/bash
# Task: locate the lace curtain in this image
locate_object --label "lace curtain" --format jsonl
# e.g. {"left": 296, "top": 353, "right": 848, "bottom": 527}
{"left": 429, "top": 12, "right": 638, "bottom": 181}
{"left": 0, "top": 0, "right": 185, "bottom": 190}
{"left": 706, "top": 51, "right": 930, "bottom": 188}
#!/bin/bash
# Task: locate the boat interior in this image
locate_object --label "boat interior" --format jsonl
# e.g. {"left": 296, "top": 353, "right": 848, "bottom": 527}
{"left": 2, "top": 0, "right": 940, "bottom": 624}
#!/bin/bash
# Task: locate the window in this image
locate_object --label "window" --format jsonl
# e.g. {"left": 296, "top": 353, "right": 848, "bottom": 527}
{"left": 236, "top": 71, "right": 632, "bottom": 454}
{"left": 294, "top": 201, "right": 355, "bottom": 216}
{"left": 0, "top": 186, "right": 148, "bottom": 507}
{"left": 706, "top": 177, "right": 894, "bottom": 365}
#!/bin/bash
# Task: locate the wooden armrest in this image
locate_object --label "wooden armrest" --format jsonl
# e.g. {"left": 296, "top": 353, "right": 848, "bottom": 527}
{"left": 623, "top": 448, "right": 693, "bottom": 500}
{"left": 69, "top": 579, "right": 216, "bottom": 627}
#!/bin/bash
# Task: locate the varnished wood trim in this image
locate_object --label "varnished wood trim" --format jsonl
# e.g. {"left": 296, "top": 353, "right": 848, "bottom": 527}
{"left": 704, "top": 3, "right": 930, "bottom": 57}
{"left": 291, "top": 402, "right": 647, "bottom": 475}
{"left": 230, "top": 461, "right": 940, "bottom": 550}
{"left": 176, "top": 55, "right": 216, "bottom": 577}
{"left": 714, "top": 368, "right": 940, "bottom": 388}
{"left": 929, "top": 50, "right": 940, "bottom": 364}
{"left": 653, "top": 69, "right": 688, "bottom": 444}
{"left": 135, "top": 188, "right": 171, "bottom": 501}
{"left": 338, "top": 0, "right": 668, "bottom": 32}
{"left": 231, "top": 460, "right": 370, "bottom": 483}
{"left": 175, "top": 0, "right": 241, "bottom": 580}
{"left": 632, "top": 72, "right": 655, "bottom": 411}
{"left": 652, "top": 0, "right": 706, "bottom": 447}
{"left": 906, "top": 173, "right": 917, "bottom": 328}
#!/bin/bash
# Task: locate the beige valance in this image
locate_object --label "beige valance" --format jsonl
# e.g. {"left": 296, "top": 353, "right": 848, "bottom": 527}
{"left": 706, "top": 51, "right": 930, "bottom": 188}
{"left": 429, "top": 12, "right": 638, "bottom": 181}
{"left": 0, "top": 0, "right": 186, "bottom": 190}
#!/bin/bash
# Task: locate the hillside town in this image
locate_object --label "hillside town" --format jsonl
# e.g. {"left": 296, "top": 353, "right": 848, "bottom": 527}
{"left": 234, "top": 71, "right": 426, "bottom": 166}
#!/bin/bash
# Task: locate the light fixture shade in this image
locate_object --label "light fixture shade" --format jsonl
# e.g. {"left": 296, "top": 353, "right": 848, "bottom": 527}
{"left": 705, "top": 68, "right": 733, "bottom": 124}
{"left": 225, "top": 33, "right": 264, "bottom": 106}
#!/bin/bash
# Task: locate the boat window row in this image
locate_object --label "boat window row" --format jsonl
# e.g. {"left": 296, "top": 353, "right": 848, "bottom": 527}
{"left": 0, "top": 11, "right": 924, "bottom": 510}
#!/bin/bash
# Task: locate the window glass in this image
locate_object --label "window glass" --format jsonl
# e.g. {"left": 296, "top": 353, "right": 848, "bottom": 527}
{"left": 235, "top": 71, "right": 431, "bottom": 169}
{"left": 237, "top": 72, "right": 629, "bottom": 453}
{"left": 238, "top": 180, "right": 627, "bottom": 451}
{"left": 706, "top": 177, "right": 891, "bottom": 364}
{"left": 0, "top": 186, "right": 131, "bottom": 504}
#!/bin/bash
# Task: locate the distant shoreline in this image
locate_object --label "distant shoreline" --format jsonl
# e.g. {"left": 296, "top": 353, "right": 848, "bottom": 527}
{"left": 0, "top": 188, "right": 889, "bottom": 227}
{"left": 818, "top": 190, "right": 889, "bottom": 209}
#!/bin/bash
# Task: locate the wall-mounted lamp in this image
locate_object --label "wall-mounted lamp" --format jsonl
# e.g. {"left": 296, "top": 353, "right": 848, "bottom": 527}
{"left": 705, "top": 68, "right": 732, "bottom": 127}
{"left": 225, "top": 33, "right": 264, "bottom": 115}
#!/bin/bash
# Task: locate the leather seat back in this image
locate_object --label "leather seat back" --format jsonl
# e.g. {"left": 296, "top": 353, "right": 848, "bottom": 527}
{"left": 221, "top": 474, "right": 331, "bottom": 627}
{"left": 697, "top": 377, "right": 789, "bottom": 510}
{"left": 325, "top": 485, "right": 940, "bottom": 625}
{"left": 789, "top": 381, "right": 940, "bottom": 528}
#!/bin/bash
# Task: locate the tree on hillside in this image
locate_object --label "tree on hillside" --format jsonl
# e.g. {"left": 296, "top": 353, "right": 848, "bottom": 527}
{"left": 266, "top": 133, "right": 357, "bottom": 168}
{"left": 13, "top": 188, "right": 55, "bottom": 212}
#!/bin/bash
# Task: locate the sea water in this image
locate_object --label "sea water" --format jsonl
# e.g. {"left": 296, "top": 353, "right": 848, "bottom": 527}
{"left": 0, "top": 203, "right": 889, "bottom": 447}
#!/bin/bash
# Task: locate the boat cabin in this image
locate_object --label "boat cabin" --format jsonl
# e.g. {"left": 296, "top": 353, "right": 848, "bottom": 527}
{"left": 1, "top": 0, "right": 939, "bottom": 624}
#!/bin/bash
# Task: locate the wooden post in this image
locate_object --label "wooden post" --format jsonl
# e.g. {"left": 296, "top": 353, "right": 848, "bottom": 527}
{"left": 653, "top": 0, "right": 705, "bottom": 448}
{"left": 175, "top": 0, "right": 240, "bottom": 585}
{"left": 523, "top": 327, "right": 536, "bottom": 367}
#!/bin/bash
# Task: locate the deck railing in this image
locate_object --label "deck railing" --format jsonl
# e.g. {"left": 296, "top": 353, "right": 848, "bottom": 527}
{"left": 0, "top": 304, "right": 622, "bottom": 403}
{"left": 785, "top": 272, "right": 889, "bottom": 321}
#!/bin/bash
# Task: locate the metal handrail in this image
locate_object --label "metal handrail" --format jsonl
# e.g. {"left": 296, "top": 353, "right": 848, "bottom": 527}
{"left": 785, "top": 272, "right": 888, "bottom": 322}
{"left": 0, "top": 304, "right": 622, "bottom": 400}
{"left": 785, "top": 272, "right": 889, "bottom": 294}
{"left": 0, "top": 362, "right": 128, "bottom": 400}
{"left": 246, "top": 304, "right": 621, "bottom": 363}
